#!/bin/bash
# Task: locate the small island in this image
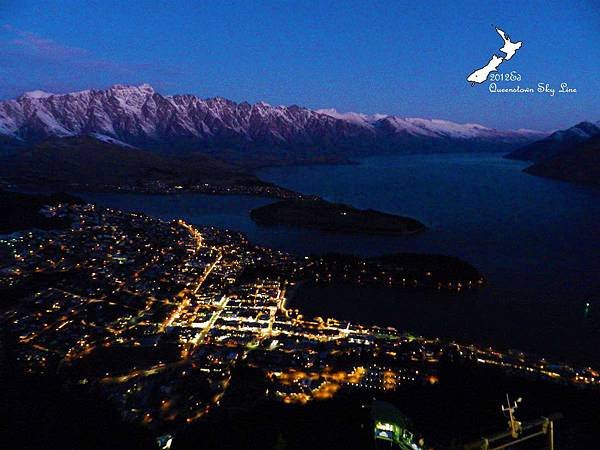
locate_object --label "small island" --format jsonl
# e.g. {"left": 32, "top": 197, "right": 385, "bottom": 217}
{"left": 250, "top": 199, "right": 425, "bottom": 235}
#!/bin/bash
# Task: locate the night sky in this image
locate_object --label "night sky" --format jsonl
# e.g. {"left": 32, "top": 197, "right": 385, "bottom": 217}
{"left": 1, "top": 0, "right": 598, "bottom": 130}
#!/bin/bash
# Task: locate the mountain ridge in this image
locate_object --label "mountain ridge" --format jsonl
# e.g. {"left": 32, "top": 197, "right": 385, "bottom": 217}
{"left": 506, "top": 120, "right": 600, "bottom": 185}
{"left": 0, "top": 84, "right": 547, "bottom": 166}
{"left": 505, "top": 121, "right": 600, "bottom": 162}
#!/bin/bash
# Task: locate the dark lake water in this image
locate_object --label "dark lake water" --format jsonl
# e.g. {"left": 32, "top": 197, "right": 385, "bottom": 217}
{"left": 81, "top": 153, "right": 600, "bottom": 364}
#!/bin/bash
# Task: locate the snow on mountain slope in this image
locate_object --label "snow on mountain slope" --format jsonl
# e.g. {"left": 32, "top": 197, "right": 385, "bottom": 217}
{"left": 22, "top": 90, "right": 55, "bottom": 99}
{"left": 89, "top": 133, "right": 137, "bottom": 148}
{"left": 316, "top": 108, "right": 547, "bottom": 141}
{"left": 315, "top": 108, "right": 376, "bottom": 129}
{"left": 0, "top": 84, "right": 546, "bottom": 161}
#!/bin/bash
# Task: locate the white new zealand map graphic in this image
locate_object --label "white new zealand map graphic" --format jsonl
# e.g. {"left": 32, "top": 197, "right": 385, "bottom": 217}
{"left": 467, "top": 27, "right": 523, "bottom": 85}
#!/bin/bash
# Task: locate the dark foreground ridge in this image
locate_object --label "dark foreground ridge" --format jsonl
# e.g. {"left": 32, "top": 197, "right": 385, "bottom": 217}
{"left": 0, "top": 190, "right": 82, "bottom": 233}
{"left": 250, "top": 199, "right": 426, "bottom": 235}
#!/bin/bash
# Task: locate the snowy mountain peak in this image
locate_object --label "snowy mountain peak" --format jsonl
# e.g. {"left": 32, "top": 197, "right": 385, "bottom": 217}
{"left": 21, "top": 90, "right": 54, "bottom": 99}
{"left": 104, "top": 84, "right": 156, "bottom": 100}
{"left": 108, "top": 83, "right": 153, "bottom": 91}
{"left": 138, "top": 83, "right": 155, "bottom": 93}
{"left": 316, "top": 108, "right": 376, "bottom": 127}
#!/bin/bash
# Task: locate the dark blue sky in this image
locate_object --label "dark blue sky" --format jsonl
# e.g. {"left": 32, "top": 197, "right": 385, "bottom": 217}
{"left": 1, "top": 0, "right": 598, "bottom": 130}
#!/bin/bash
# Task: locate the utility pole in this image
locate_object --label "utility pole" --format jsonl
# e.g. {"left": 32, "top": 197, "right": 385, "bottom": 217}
{"left": 501, "top": 394, "right": 522, "bottom": 439}
{"left": 548, "top": 418, "right": 554, "bottom": 450}
{"left": 464, "top": 395, "right": 562, "bottom": 450}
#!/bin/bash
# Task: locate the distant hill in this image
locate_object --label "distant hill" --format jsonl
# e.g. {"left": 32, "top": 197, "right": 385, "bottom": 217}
{"left": 0, "top": 135, "right": 261, "bottom": 190}
{"left": 505, "top": 120, "right": 600, "bottom": 185}
{"left": 524, "top": 134, "right": 600, "bottom": 185}
{"left": 506, "top": 121, "right": 600, "bottom": 162}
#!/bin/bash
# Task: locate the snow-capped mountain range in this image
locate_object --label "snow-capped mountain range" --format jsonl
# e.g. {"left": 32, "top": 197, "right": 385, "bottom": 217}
{"left": 0, "top": 84, "right": 547, "bottom": 163}
{"left": 315, "top": 108, "right": 543, "bottom": 141}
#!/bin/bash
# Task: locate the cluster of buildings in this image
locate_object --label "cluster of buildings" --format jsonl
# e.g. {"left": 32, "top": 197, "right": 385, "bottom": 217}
{"left": 0, "top": 203, "right": 598, "bottom": 440}
{"left": 38, "top": 179, "right": 318, "bottom": 200}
